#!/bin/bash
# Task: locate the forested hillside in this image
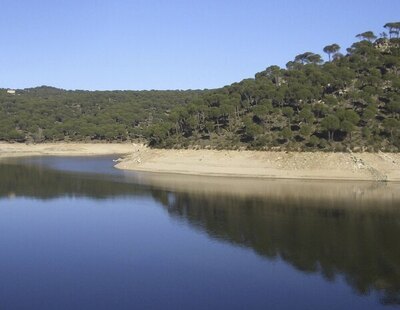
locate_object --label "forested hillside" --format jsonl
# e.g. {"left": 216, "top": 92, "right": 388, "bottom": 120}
{"left": 0, "top": 87, "right": 203, "bottom": 142}
{"left": 1, "top": 22, "right": 400, "bottom": 151}
{"left": 148, "top": 23, "right": 400, "bottom": 151}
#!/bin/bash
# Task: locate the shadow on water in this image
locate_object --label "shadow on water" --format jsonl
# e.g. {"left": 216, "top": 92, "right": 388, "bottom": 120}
{"left": 1, "top": 156, "right": 400, "bottom": 306}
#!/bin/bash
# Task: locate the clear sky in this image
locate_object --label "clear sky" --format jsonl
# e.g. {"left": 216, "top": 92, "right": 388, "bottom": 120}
{"left": 1, "top": 0, "right": 399, "bottom": 90}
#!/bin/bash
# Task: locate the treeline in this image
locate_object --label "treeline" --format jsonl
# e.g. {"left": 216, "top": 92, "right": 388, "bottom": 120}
{"left": 0, "top": 86, "right": 203, "bottom": 142}
{"left": 147, "top": 23, "right": 400, "bottom": 151}
{"left": 1, "top": 22, "right": 400, "bottom": 151}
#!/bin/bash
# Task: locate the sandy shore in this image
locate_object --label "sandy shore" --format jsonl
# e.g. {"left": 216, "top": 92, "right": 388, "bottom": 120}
{"left": 115, "top": 146, "right": 400, "bottom": 182}
{"left": 1, "top": 143, "right": 399, "bottom": 182}
{"left": 0, "top": 142, "right": 135, "bottom": 158}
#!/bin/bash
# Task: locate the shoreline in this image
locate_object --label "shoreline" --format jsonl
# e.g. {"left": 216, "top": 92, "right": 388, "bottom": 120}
{"left": 0, "top": 142, "right": 135, "bottom": 158}
{"left": 115, "top": 145, "right": 400, "bottom": 182}
{"left": 1, "top": 142, "right": 400, "bottom": 182}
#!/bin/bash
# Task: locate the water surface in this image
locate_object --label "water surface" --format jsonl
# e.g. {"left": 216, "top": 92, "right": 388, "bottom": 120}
{"left": 0, "top": 156, "right": 399, "bottom": 309}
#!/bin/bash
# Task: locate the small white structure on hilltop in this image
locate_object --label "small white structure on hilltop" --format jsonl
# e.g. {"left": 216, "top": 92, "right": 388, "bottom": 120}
{"left": 7, "top": 89, "right": 16, "bottom": 95}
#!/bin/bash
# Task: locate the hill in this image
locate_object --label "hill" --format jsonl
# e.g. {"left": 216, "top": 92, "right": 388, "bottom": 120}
{"left": 1, "top": 22, "right": 399, "bottom": 152}
{"left": 147, "top": 24, "right": 400, "bottom": 152}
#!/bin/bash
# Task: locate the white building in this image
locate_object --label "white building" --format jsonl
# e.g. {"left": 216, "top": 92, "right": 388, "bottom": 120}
{"left": 7, "top": 89, "right": 16, "bottom": 95}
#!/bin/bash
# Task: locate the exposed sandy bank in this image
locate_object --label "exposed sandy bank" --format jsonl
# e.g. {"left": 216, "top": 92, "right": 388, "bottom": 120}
{"left": 0, "top": 142, "right": 135, "bottom": 158}
{"left": 1, "top": 143, "right": 399, "bottom": 182}
{"left": 116, "top": 146, "right": 400, "bottom": 182}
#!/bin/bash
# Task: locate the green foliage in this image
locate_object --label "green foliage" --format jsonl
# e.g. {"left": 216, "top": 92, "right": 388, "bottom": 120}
{"left": 383, "top": 118, "right": 399, "bottom": 137}
{"left": 294, "top": 52, "right": 323, "bottom": 65}
{"left": 299, "top": 124, "right": 313, "bottom": 138}
{"left": 341, "top": 120, "right": 355, "bottom": 135}
{"left": 384, "top": 22, "right": 400, "bottom": 38}
{"left": 299, "top": 107, "right": 315, "bottom": 124}
{"left": 336, "top": 109, "right": 360, "bottom": 125}
{"left": 0, "top": 87, "right": 202, "bottom": 142}
{"left": 356, "top": 31, "right": 377, "bottom": 42}
{"left": 321, "top": 115, "right": 340, "bottom": 140}
{"left": 308, "top": 135, "right": 319, "bottom": 147}
{"left": 244, "top": 117, "right": 263, "bottom": 140}
{"left": 280, "top": 127, "right": 292, "bottom": 141}
{"left": 323, "top": 44, "right": 341, "bottom": 61}
{"left": 282, "top": 107, "right": 294, "bottom": 119}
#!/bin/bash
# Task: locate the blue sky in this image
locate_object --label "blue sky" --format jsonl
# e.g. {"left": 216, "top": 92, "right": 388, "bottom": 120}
{"left": 1, "top": 0, "right": 399, "bottom": 90}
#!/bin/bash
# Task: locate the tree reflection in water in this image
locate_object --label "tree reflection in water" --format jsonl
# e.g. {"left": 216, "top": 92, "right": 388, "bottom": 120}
{"left": 1, "top": 159, "right": 399, "bottom": 305}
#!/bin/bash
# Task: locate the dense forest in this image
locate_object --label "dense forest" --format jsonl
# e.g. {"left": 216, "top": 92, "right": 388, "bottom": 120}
{"left": 1, "top": 22, "right": 399, "bottom": 151}
{"left": 0, "top": 88, "right": 203, "bottom": 143}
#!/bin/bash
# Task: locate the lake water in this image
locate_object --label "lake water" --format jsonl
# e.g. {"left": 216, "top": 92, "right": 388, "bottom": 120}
{"left": 0, "top": 156, "right": 399, "bottom": 309}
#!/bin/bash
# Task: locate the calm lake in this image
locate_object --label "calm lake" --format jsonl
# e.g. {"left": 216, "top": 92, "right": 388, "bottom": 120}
{"left": 0, "top": 156, "right": 399, "bottom": 309}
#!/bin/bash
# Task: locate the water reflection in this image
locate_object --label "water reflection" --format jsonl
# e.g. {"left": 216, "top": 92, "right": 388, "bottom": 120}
{"left": 153, "top": 190, "right": 400, "bottom": 305}
{"left": 1, "top": 157, "right": 399, "bottom": 306}
{"left": 0, "top": 159, "right": 146, "bottom": 199}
